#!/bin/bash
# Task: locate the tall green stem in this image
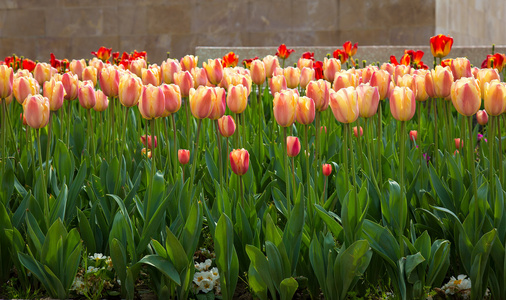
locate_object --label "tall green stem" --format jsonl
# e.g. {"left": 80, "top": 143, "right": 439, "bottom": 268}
{"left": 37, "top": 129, "right": 49, "bottom": 229}
{"left": 356, "top": 118, "right": 364, "bottom": 169}
{"left": 185, "top": 98, "right": 191, "bottom": 149}
{"left": 148, "top": 119, "right": 157, "bottom": 204}
{"left": 489, "top": 116, "right": 496, "bottom": 195}
{"left": 347, "top": 123, "right": 357, "bottom": 189}
{"left": 468, "top": 116, "right": 479, "bottom": 236}
{"left": 283, "top": 127, "right": 291, "bottom": 213}
{"left": 433, "top": 98, "right": 438, "bottom": 166}
{"left": 376, "top": 102, "right": 383, "bottom": 184}
{"left": 189, "top": 119, "right": 202, "bottom": 185}
{"left": 399, "top": 121, "right": 407, "bottom": 258}
{"left": 1, "top": 99, "right": 6, "bottom": 175}
{"left": 45, "top": 112, "right": 53, "bottom": 177}
{"left": 304, "top": 124, "right": 311, "bottom": 200}
{"left": 315, "top": 111, "right": 321, "bottom": 194}
{"left": 239, "top": 175, "right": 244, "bottom": 207}
{"left": 87, "top": 109, "right": 97, "bottom": 169}
{"left": 163, "top": 118, "right": 172, "bottom": 177}
{"left": 498, "top": 116, "right": 504, "bottom": 187}
{"left": 343, "top": 124, "right": 350, "bottom": 193}
{"left": 115, "top": 107, "right": 129, "bottom": 193}
{"left": 364, "top": 118, "right": 380, "bottom": 195}
{"left": 215, "top": 120, "right": 223, "bottom": 187}
{"left": 442, "top": 98, "right": 451, "bottom": 151}
{"left": 67, "top": 100, "right": 71, "bottom": 148}
{"left": 171, "top": 115, "right": 178, "bottom": 179}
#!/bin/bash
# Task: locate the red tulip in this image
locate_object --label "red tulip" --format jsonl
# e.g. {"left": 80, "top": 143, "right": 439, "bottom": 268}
{"left": 276, "top": 44, "right": 295, "bottom": 60}
{"left": 287, "top": 136, "right": 301, "bottom": 157}
{"left": 230, "top": 148, "right": 249, "bottom": 176}
{"left": 322, "top": 164, "right": 332, "bottom": 176}
{"left": 430, "top": 35, "right": 453, "bottom": 58}
{"left": 178, "top": 149, "right": 190, "bottom": 165}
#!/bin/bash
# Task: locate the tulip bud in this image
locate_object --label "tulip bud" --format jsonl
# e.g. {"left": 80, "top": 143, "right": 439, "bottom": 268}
{"left": 218, "top": 115, "right": 236, "bottom": 137}
{"left": 389, "top": 86, "right": 416, "bottom": 122}
{"left": 430, "top": 34, "right": 453, "bottom": 58}
{"left": 13, "top": 76, "right": 39, "bottom": 104}
{"left": 140, "top": 135, "right": 157, "bottom": 149}
{"left": 333, "top": 71, "right": 358, "bottom": 91}
{"left": 477, "top": 68, "right": 501, "bottom": 99}
{"left": 369, "top": 70, "right": 391, "bottom": 100}
{"left": 329, "top": 86, "right": 359, "bottom": 124}
{"left": 476, "top": 110, "right": 488, "bottom": 125}
{"left": 141, "top": 65, "right": 161, "bottom": 86}
{"left": 203, "top": 59, "right": 223, "bottom": 86}
{"left": 250, "top": 60, "right": 266, "bottom": 85}
{"left": 33, "top": 63, "right": 56, "bottom": 86}
{"left": 173, "top": 71, "right": 193, "bottom": 98}
{"left": 78, "top": 80, "right": 96, "bottom": 109}
{"left": 269, "top": 75, "right": 287, "bottom": 96}
{"left": 483, "top": 80, "right": 506, "bottom": 116}
{"left": 161, "top": 59, "right": 182, "bottom": 84}
{"left": 451, "top": 77, "right": 481, "bottom": 117}
{"left": 454, "top": 138, "right": 463, "bottom": 150}
{"left": 180, "top": 55, "right": 198, "bottom": 72}
{"left": 273, "top": 89, "right": 298, "bottom": 127}
{"left": 263, "top": 55, "right": 280, "bottom": 78}
{"left": 82, "top": 66, "right": 98, "bottom": 87}
{"left": 229, "top": 148, "right": 249, "bottom": 176}
{"left": 191, "top": 67, "right": 208, "bottom": 88}
{"left": 356, "top": 83, "right": 380, "bottom": 118}
{"left": 287, "top": 136, "right": 301, "bottom": 157}
{"left": 450, "top": 57, "right": 472, "bottom": 80}
{"left": 425, "top": 66, "right": 453, "bottom": 98}
{"left": 412, "top": 73, "right": 429, "bottom": 102}
{"left": 118, "top": 73, "right": 143, "bottom": 107}
{"left": 130, "top": 59, "right": 147, "bottom": 78}
{"left": 297, "top": 58, "right": 313, "bottom": 70}
{"left": 409, "top": 130, "right": 417, "bottom": 142}
{"left": 138, "top": 84, "right": 165, "bottom": 120}
{"left": 208, "top": 87, "right": 226, "bottom": 120}
{"left": 161, "top": 83, "right": 182, "bottom": 114}
{"left": 272, "top": 67, "right": 284, "bottom": 77}
{"left": 306, "top": 79, "right": 330, "bottom": 112}
{"left": 227, "top": 84, "right": 248, "bottom": 114}
{"left": 323, "top": 57, "right": 341, "bottom": 83}
{"left": 296, "top": 96, "right": 315, "bottom": 125}
{"left": 189, "top": 86, "right": 214, "bottom": 119}
{"left": 89, "top": 58, "right": 104, "bottom": 74}
{"left": 69, "top": 59, "right": 86, "bottom": 80}
{"left": 322, "top": 164, "right": 332, "bottom": 177}
{"left": 178, "top": 149, "right": 190, "bottom": 164}
{"left": 99, "top": 65, "right": 120, "bottom": 97}
{"left": 299, "top": 67, "right": 315, "bottom": 89}
{"left": 22, "top": 94, "right": 50, "bottom": 129}
{"left": 353, "top": 126, "right": 363, "bottom": 137}
{"left": 284, "top": 67, "right": 301, "bottom": 89}
{"left": 93, "top": 90, "right": 109, "bottom": 112}
{"left": 43, "top": 78, "right": 65, "bottom": 111}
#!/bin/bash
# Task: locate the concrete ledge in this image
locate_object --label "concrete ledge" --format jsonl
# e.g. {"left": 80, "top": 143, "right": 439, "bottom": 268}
{"left": 196, "top": 46, "right": 506, "bottom": 68}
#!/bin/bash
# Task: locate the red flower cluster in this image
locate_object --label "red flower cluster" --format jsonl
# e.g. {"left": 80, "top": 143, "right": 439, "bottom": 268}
{"left": 390, "top": 49, "right": 428, "bottom": 69}
{"left": 481, "top": 53, "right": 506, "bottom": 72}
{"left": 276, "top": 44, "right": 295, "bottom": 60}
{"left": 1, "top": 55, "right": 36, "bottom": 72}
{"left": 242, "top": 56, "right": 259, "bottom": 69}
{"left": 332, "top": 41, "right": 357, "bottom": 65}
{"left": 112, "top": 50, "right": 147, "bottom": 69}
{"left": 222, "top": 52, "right": 239, "bottom": 68}
{"left": 50, "top": 53, "right": 69, "bottom": 73}
{"left": 91, "top": 46, "right": 112, "bottom": 62}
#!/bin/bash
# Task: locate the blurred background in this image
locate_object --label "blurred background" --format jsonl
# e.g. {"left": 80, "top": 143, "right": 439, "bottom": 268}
{"left": 0, "top": 0, "right": 504, "bottom": 64}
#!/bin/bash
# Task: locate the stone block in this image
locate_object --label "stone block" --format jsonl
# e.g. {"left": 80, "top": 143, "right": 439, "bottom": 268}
{"left": 69, "top": 36, "right": 120, "bottom": 60}
{"left": 0, "top": 9, "right": 46, "bottom": 37}
{"left": 117, "top": 5, "right": 148, "bottom": 36}
{"left": 44, "top": 7, "right": 105, "bottom": 37}
{"left": 147, "top": 4, "right": 191, "bottom": 35}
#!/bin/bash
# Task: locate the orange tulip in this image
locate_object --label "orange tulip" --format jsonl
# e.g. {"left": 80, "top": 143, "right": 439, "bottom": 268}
{"left": 189, "top": 86, "right": 214, "bottom": 119}
{"left": 82, "top": 66, "right": 98, "bottom": 87}
{"left": 13, "top": 76, "right": 39, "bottom": 104}
{"left": 451, "top": 77, "right": 481, "bottom": 117}
{"left": 263, "top": 55, "right": 281, "bottom": 78}
{"left": 299, "top": 67, "right": 315, "bottom": 89}
{"left": 0, "top": 65, "right": 14, "bottom": 99}
{"left": 276, "top": 44, "right": 295, "bottom": 60}
{"left": 269, "top": 75, "right": 287, "bottom": 96}
{"left": 476, "top": 110, "right": 488, "bottom": 125}
{"left": 483, "top": 80, "right": 506, "bottom": 116}
{"left": 222, "top": 52, "right": 239, "bottom": 68}
{"left": 161, "top": 83, "right": 181, "bottom": 114}
{"left": 306, "top": 79, "right": 330, "bottom": 112}
{"left": 273, "top": 89, "right": 298, "bottom": 127}
{"left": 142, "top": 65, "right": 161, "bottom": 86}
{"left": 99, "top": 66, "right": 120, "bottom": 97}
{"left": 43, "top": 78, "right": 66, "bottom": 111}
{"left": 218, "top": 115, "right": 236, "bottom": 137}
{"left": 140, "top": 135, "right": 157, "bottom": 149}
{"left": 91, "top": 46, "right": 112, "bottom": 62}
{"left": 333, "top": 70, "right": 357, "bottom": 91}
{"left": 208, "top": 87, "right": 226, "bottom": 120}
{"left": 203, "top": 59, "right": 224, "bottom": 86}
{"left": 476, "top": 68, "right": 501, "bottom": 98}
{"left": 33, "top": 63, "right": 56, "bottom": 86}
{"left": 161, "top": 58, "right": 182, "bottom": 84}
{"left": 227, "top": 84, "right": 248, "bottom": 114}
{"left": 78, "top": 80, "right": 96, "bottom": 109}
{"left": 353, "top": 126, "right": 363, "bottom": 137}
{"left": 287, "top": 136, "right": 301, "bottom": 157}
{"left": 450, "top": 57, "right": 472, "bottom": 80}
{"left": 178, "top": 149, "right": 190, "bottom": 165}
{"left": 138, "top": 84, "right": 165, "bottom": 120}
{"left": 93, "top": 90, "right": 108, "bottom": 112}
{"left": 329, "top": 86, "right": 359, "bottom": 124}
{"left": 250, "top": 60, "right": 266, "bottom": 85}
{"left": 284, "top": 67, "right": 300, "bottom": 89}
{"left": 22, "top": 94, "right": 50, "bottom": 129}
{"left": 173, "top": 71, "right": 194, "bottom": 98}
{"left": 296, "top": 96, "right": 315, "bottom": 125}
{"left": 343, "top": 41, "right": 358, "bottom": 57}
{"left": 180, "top": 55, "right": 198, "bottom": 72}
{"left": 323, "top": 57, "right": 341, "bottom": 82}
{"left": 425, "top": 66, "right": 453, "bottom": 98}
{"left": 369, "top": 70, "right": 391, "bottom": 100}
{"left": 118, "top": 73, "right": 143, "bottom": 107}
{"left": 389, "top": 86, "right": 416, "bottom": 121}
{"left": 454, "top": 138, "right": 463, "bottom": 150}
{"left": 230, "top": 148, "right": 249, "bottom": 176}
{"left": 69, "top": 59, "right": 86, "bottom": 80}
{"left": 409, "top": 130, "right": 417, "bottom": 142}
{"left": 356, "top": 83, "right": 380, "bottom": 118}
{"left": 430, "top": 35, "right": 453, "bottom": 58}
{"left": 322, "top": 164, "right": 332, "bottom": 176}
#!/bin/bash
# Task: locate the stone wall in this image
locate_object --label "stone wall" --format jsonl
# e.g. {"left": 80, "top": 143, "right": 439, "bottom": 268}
{"left": 0, "top": 0, "right": 501, "bottom": 65}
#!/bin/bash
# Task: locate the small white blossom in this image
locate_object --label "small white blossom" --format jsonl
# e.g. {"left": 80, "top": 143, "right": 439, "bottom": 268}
{"left": 197, "top": 278, "right": 214, "bottom": 293}
{"left": 441, "top": 275, "right": 471, "bottom": 297}
{"left": 86, "top": 266, "right": 100, "bottom": 274}
{"left": 89, "top": 253, "right": 106, "bottom": 261}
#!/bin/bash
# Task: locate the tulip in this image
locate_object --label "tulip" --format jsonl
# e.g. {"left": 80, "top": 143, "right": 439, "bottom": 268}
{"left": 425, "top": 66, "right": 453, "bottom": 98}
{"left": 413, "top": 73, "right": 429, "bottom": 102}
{"left": 118, "top": 73, "right": 143, "bottom": 107}
{"left": 451, "top": 77, "right": 481, "bottom": 117}
{"left": 389, "top": 86, "right": 416, "bottom": 122}
{"left": 356, "top": 83, "right": 379, "bottom": 118}
{"left": 430, "top": 34, "right": 453, "bottom": 58}
{"left": 142, "top": 65, "right": 161, "bottom": 86}
{"left": 329, "top": 86, "right": 359, "bottom": 124}
{"left": 203, "top": 59, "right": 224, "bottom": 86}
{"left": 333, "top": 71, "right": 358, "bottom": 91}
{"left": 141, "top": 148, "right": 152, "bottom": 159}
{"left": 141, "top": 135, "right": 157, "bottom": 149}
{"left": 353, "top": 126, "right": 363, "bottom": 137}
{"left": 273, "top": 89, "right": 298, "bottom": 127}
{"left": 454, "top": 138, "right": 463, "bottom": 150}
{"left": 276, "top": 44, "right": 295, "bottom": 60}
{"left": 89, "top": 58, "right": 104, "bottom": 74}
{"left": 161, "top": 58, "right": 182, "bottom": 84}
{"left": 180, "top": 55, "right": 198, "bottom": 72}
{"left": 483, "top": 80, "right": 506, "bottom": 116}
{"left": 130, "top": 59, "right": 147, "bottom": 78}
{"left": 138, "top": 84, "right": 165, "bottom": 120}
{"left": 476, "top": 110, "right": 488, "bottom": 125}
{"left": 306, "top": 79, "right": 330, "bottom": 112}
{"left": 43, "top": 78, "right": 65, "bottom": 111}
{"left": 318, "top": 163, "right": 331, "bottom": 178}
{"left": 78, "top": 80, "right": 96, "bottom": 109}
{"left": 323, "top": 57, "right": 341, "bottom": 82}
{"left": 82, "top": 66, "right": 98, "bottom": 87}
{"left": 13, "top": 76, "right": 39, "bottom": 104}
{"left": 287, "top": 136, "right": 301, "bottom": 157}
{"left": 33, "top": 63, "right": 56, "bottom": 86}
{"left": 297, "top": 58, "right": 313, "bottom": 70}
{"left": 296, "top": 96, "right": 315, "bottom": 125}
{"left": 269, "top": 75, "right": 287, "bottom": 96}
{"left": 299, "top": 67, "right": 315, "bottom": 89}
{"left": 22, "top": 94, "right": 50, "bottom": 129}
{"left": 381, "top": 63, "right": 395, "bottom": 75}
{"left": 250, "top": 60, "right": 266, "bottom": 85}
{"left": 91, "top": 46, "right": 112, "bottom": 62}
{"left": 409, "top": 130, "right": 417, "bottom": 142}
{"left": 263, "top": 55, "right": 280, "bottom": 78}
{"left": 173, "top": 71, "right": 194, "bottom": 98}
{"left": 189, "top": 86, "right": 214, "bottom": 119}
{"left": 272, "top": 67, "right": 284, "bottom": 77}
{"left": 284, "top": 67, "right": 301, "bottom": 89}
{"left": 208, "top": 87, "right": 226, "bottom": 120}
{"left": 161, "top": 84, "right": 181, "bottom": 114}
{"left": 191, "top": 67, "right": 208, "bottom": 87}
{"left": 93, "top": 90, "right": 109, "bottom": 112}
{"left": 394, "top": 74, "right": 416, "bottom": 90}
{"left": 227, "top": 84, "right": 248, "bottom": 114}
{"left": 99, "top": 66, "right": 120, "bottom": 97}
{"left": 178, "top": 149, "right": 190, "bottom": 164}
{"left": 369, "top": 70, "right": 391, "bottom": 100}
{"left": 69, "top": 59, "right": 86, "bottom": 80}
{"left": 476, "top": 68, "right": 501, "bottom": 99}
{"left": 218, "top": 115, "right": 236, "bottom": 137}
{"left": 450, "top": 57, "right": 472, "bottom": 80}
{"left": 361, "top": 66, "right": 378, "bottom": 84}
{"left": 229, "top": 148, "right": 249, "bottom": 175}
{"left": 393, "top": 65, "right": 411, "bottom": 79}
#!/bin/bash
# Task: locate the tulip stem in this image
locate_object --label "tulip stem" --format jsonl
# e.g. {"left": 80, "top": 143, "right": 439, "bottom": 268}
{"left": 468, "top": 116, "right": 479, "bottom": 235}
{"left": 489, "top": 116, "right": 496, "bottom": 196}
{"left": 433, "top": 98, "right": 438, "bottom": 167}
{"left": 67, "top": 100, "right": 71, "bottom": 149}
{"left": 291, "top": 156, "right": 297, "bottom": 204}
{"left": 235, "top": 113, "right": 240, "bottom": 148}
{"left": 226, "top": 138, "right": 230, "bottom": 187}
{"left": 498, "top": 116, "right": 504, "bottom": 187}
{"left": 5, "top": 102, "right": 17, "bottom": 162}
{"left": 283, "top": 126, "right": 291, "bottom": 214}
{"left": 37, "top": 129, "right": 49, "bottom": 229}
{"left": 163, "top": 118, "right": 172, "bottom": 178}
{"left": 171, "top": 115, "right": 178, "bottom": 180}
{"left": 189, "top": 119, "right": 202, "bottom": 186}
{"left": 399, "top": 121, "right": 407, "bottom": 258}
{"left": 1, "top": 99, "right": 5, "bottom": 175}
{"left": 376, "top": 102, "right": 383, "bottom": 185}
{"left": 364, "top": 118, "right": 380, "bottom": 196}
{"left": 442, "top": 98, "right": 450, "bottom": 151}
{"left": 45, "top": 112, "right": 53, "bottom": 178}
{"left": 356, "top": 118, "right": 365, "bottom": 169}
{"left": 343, "top": 123, "right": 350, "bottom": 193}
{"left": 115, "top": 107, "right": 129, "bottom": 194}
{"left": 447, "top": 101, "right": 454, "bottom": 144}
{"left": 148, "top": 119, "right": 156, "bottom": 205}
{"left": 239, "top": 175, "right": 244, "bottom": 207}
{"left": 304, "top": 124, "right": 311, "bottom": 201}
{"left": 418, "top": 103, "right": 422, "bottom": 183}
{"left": 315, "top": 111, "right": 321, "bottom": 194}
{"left": 347, "top": 123, "right": 357, "bottom": 190}
{"left": 321, "top": 176, "right": 327, "bottom": 207}
{"left": 185, "top": 97, "right": 191, "bottom": 149}
{"left": 86, "top": 109, "right": 96, "bottom": 171}
{"left": 214, "top": 120, "right": 223, "bottom": 187}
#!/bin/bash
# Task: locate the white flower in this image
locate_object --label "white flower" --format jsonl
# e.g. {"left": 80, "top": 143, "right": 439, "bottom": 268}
{"left": 203, "top": 259, "right": 212, "bottom": 270}
{"left": 210, "top": 267, "right": 220, "bottom": 280}
{"left": 89, "top": 253, "right": 106, "bottom": 261}
{"left": 197, "top": 279, "right": 214, "bottom": 294}
{"left": 86, "top": 266, "right": 100, "bottom": 274}
{"left": 105, "top": 256, "right": 113, "bottom": 271}
{"left": 441, "top": 274, "right": 471, "bottom": 296}
{"left": 71, "top": 276, "right": 88, "bottom": 295}
{"left": 193, "top": 272, "right": 205, "bottom": 285}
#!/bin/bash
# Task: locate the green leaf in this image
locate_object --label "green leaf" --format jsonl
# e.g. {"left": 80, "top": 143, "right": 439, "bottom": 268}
{"left": 77, "top": 208, "right": 96, "bottom": 254}
{"left": 429, "top": 164, "right": 455, "bottom": 212}
{"left": 335, "top": 240, "right": 372, "bottom": 300}
{"left": 279, "top": 277, "right": 298, "bottom": 300}
{"left": 138, "top": 255, "right": 180, "bottom": 285}
{"left": 404, "top": 252, "right": 425, "bottom": 284}
{"left": 314, "top": 205, "right": 343, "bottom": 240}
{"left": 470, "top": 229, "right": 497, "bottom": 300}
